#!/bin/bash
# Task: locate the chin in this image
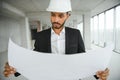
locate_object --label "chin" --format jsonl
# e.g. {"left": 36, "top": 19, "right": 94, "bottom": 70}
{"left": 53, "top": 26, "right": 61, "bottom": 29}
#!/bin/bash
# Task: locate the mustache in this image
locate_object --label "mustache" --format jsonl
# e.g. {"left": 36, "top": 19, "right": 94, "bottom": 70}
{"left": 52, "top": 22, "right": 61, "bottom": 25}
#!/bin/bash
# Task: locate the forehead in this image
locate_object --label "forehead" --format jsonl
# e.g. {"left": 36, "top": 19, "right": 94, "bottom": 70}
{"left": 51, "top": 12, "right": 67, "bottom": 15}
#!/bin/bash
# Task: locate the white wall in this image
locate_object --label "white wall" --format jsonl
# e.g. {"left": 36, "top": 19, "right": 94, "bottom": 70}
{"left": 0, "top": 1, "right": 31, "bottom": 80}
{"left": 83, "top": 12, "right": 91, "bottom": 50}
{"left": 0, "top": 15, "right": 29, "bottom": 80}
{"left": 0, "top": 15, "right": 21, "bottom": 52}
{"left": 0, "top": 16, "right": 31, "bottom": 52}
{"left": 18, "top": 17, "right": 32, "bottom": 49}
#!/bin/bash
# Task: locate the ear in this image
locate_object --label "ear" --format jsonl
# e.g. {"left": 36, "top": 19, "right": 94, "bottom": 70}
{"left": 66, "top": 13, "right": 70, "bottom": 19}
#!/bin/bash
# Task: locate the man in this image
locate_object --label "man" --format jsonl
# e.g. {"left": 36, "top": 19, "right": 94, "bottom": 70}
{"left": 4, "top": 0, "right": 109, "bottom": 80}
{"left": 34, "top": 12, "right": 85, "bottom": 54}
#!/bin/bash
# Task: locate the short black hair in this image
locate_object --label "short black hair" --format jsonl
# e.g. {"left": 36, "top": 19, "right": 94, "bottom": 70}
{"left": 66, "top": 11, "right": 71, "bottom": 16}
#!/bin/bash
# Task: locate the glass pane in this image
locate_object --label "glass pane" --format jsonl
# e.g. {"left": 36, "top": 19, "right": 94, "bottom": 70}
{"left": 93, "top": 16, "right": 99, "bottom": 45}
{"left": 91, "top": 18, "right": 94, "bottom": 43}
{"left": 98, "top": 13, "right": 105, "bottom": 47}
{"left": 115, "top": 6, "right": 120, "bottom": 53}
{"left": 105, "top": 9, "right": 114, "bottom": 45}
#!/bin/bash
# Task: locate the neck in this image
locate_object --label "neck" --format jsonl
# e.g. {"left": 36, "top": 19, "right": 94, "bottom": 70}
{"left": 52, "top": 27, "right": 64, "bottom": 35}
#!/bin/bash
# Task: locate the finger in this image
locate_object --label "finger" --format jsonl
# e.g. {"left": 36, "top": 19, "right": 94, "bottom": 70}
{"left": 4, "top": 65, "right": 10, "bottom": 69}
{"left": 98, "top": 68, "right": 109, "bottom": 75}
{"left": 5, "top": 66, "right": 14, "bottom": 71}
{"left": 98, "top": 72, "right": 109, "bottom": 78}
{"left": 104, "top": 68, "right": 109, "bottom": 72}
{"left": 4, "top": 69, "right": 16, "bottom": 74}
{"left": 4, "top": 74, "right": 9, "bottom": 77}
{"left": 96, "top": 69, "right": 109, "bottom": 77}
{"left": 10, "top": 71, "right": 15, "bottom": 74}
{"left": 96, "top": 71, "right": 103, "bottom": 78}
{"left": 103, "top": 69, "right": 109, "bottom": 75}
{"left": 99, "top": 76, "right": 107, "bottom": 80}
{"left": 105, "top": 68, "right": 108, "bottom": 70}
{"left": 3, "top": 70, "right": 14, "bottom": 77}
{"left": 5, "top": 62, "right": 13, "bottom": 69}
{"left": 6, "top": 67, "right": 15, "bottom": 73}
{"left": 96, "top": 71, "right": 104, "bottom": 75}
{"left": 5, "top": 67, "right": 10, "bottom": 71}
{"left": 3, "top": 71, "right": 10, "bottom": 77}
{"left": 96, "top": 71, "right": 103, "bottom": 74}
{"left": 9, "top": 66, "right": 14, "bottom": 70}
{"left": 99, "top": 73, "right": 109, "bottom": 80}
{"left": 6, "top": 62, "right": 9, "bottom": 65}
{"left": 4, "top": 65, "right": 9, "bottom": 69}
{"left": 4, "top": 73, "right": 11, "bottom": 77}
{"left": 5, "top": 62, "right": 9, "bottom": 67}
{"left": 3, "top": 71, "right": 8, "bottom": 75}
{"left": 101, "top": 76, "right": 107, "bottom": 80}
{"left": 10, "top": 67, "right": 16, "bottom": 73}
{"left": 4, "top": 70, "right": 11, "bottom": 74}
{"left": 101, "top": 73, "right": 109, "bottom": 77}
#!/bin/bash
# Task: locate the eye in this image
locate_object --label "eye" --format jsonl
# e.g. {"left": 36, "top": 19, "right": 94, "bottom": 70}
{"left": 51, "top": 13, "right": 55, "bottom": 17}
{"left": 59, "top": 14, "right": 64, "bottom": 18}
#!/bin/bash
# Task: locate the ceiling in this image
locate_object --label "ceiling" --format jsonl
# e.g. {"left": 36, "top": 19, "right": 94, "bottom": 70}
{"left": 4, "top": 0, "right": 107, "bottom": 13}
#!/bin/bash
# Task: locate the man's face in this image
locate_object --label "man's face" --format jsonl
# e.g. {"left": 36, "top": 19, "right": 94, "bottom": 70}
{"left": 51, "top": 12, "right": 69, "bottom": 29}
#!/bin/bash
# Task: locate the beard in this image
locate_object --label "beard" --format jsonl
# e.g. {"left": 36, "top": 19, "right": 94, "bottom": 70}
{"left": 52, "top": 21, "right": 65, "bottom": 29}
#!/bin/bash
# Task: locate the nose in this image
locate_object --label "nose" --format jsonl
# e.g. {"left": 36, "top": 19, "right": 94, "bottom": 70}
{"left": 54, "top": 16, "right": 59, "bottom": 22}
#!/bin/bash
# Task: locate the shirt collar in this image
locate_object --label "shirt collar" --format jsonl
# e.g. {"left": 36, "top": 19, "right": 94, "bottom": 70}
{"left": 51, "top": 27, "right": 65, "bottom": 35}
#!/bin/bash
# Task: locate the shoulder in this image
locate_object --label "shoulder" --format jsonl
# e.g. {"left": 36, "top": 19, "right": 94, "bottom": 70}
{"left": 38, "top": 28, "right": 51, "bottom": 34}
{"left": 37, "top": 28, "right": 51, "bottom": 35}
{"left": 36, "top": 28, "right": 51, "bottom": 38}
{"left": 65, "top": 27, "right": 80, "bottom": 33}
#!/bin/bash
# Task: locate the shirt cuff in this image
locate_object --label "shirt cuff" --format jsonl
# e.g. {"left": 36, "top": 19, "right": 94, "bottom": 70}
{"left": 94, "top": 75, "right": 99, "bottom": 79}
{"left": 14, "top": 72, "right": 21, "bottom": 77}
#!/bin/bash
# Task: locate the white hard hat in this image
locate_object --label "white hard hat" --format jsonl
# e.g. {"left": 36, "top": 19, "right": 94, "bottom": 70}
{"left": 46, "top": 0, "right": 72, "bottom": 12}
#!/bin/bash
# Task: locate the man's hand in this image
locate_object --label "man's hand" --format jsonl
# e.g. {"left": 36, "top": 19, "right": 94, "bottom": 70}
{"left": 3, "top": 62, "right": 16, "bottom": 77}
{"left": 96, "top": 68, "right": 109, "bottom": 80}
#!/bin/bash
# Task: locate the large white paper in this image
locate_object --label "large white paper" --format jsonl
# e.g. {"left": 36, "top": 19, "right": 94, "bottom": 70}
{"left": 8, "top": 39, "right": 113, "bottom": 80}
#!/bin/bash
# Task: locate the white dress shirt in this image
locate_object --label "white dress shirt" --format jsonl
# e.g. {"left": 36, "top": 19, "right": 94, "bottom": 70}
{"left": 51, "top": 28, "right": 65, "bottom": 54}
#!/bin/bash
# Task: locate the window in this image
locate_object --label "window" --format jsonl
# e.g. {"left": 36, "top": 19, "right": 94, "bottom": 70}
{"left": 105, "top": 9, "right": 114, "bottom": 45}
{"left": 91, "top": 18, "right": 94, "bottom": 43}
{"left": 93, "top": 16, "right": 99, "bottom": 45}
{"left": 115, "top": 6, "right": 120, "bottom": 53}
{"left": 98, "top": 13, "right": 105, "bottom": 47}
{"left": 91, "top": 5, "right": 120, "bottom": 53}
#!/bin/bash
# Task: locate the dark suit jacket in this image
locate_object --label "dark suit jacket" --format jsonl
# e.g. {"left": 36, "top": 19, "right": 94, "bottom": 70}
{"left": 34, "top": 27, "right": 85, "bottom": 54}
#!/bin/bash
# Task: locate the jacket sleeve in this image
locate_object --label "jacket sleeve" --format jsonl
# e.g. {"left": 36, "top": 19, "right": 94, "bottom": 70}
{"left": 33, "top": 38, "right": 39, "bottom": 51}
{"left": 14, "top": 72, "right": 21, "bottom": 77}
{"left": 77, "top": 30, "right": 85, "bottom": 53}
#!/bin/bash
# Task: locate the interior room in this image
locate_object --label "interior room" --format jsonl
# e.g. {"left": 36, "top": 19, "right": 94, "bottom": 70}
{"left": 0, "top": 0, "right": 120, "bottom": 80}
